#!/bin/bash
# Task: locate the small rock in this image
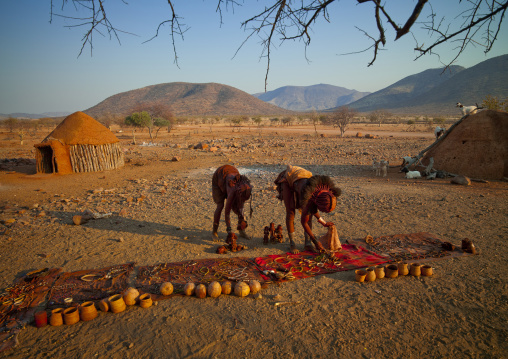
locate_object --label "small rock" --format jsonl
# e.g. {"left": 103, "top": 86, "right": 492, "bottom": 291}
{"left": 171, "top": 156, "right": 181, "bottom": 162}
{"left": 451, "top": 175, "right": 471, "bottom": 186}
{"left": 117, "top": 237, "right": 124, "bottom": 243}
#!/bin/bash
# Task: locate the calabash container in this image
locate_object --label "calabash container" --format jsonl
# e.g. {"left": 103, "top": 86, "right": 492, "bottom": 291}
{"left": 138, "top": 293, "right": 153, "bottom": 308}
{"left": 374, "top": 265, "right": 385, "bottom": 279}
{"left": 385, "top": 264, "right": 399, "bottom": 278}
{"left": 49, "top": 308, "right": 64, "bottom": 326}
{"left": 355, "top": 269, "right": 367, "bottom": 283}
{"left": 63, "top": 307, "right": 80, "bottom": 325}
{"left": 34, "top": 311, "right": 47, "bottom": 328}
{"left": 108, "top": 294, "right": 126, "bottom": 313}
{"left": 421, "top": 265, "right": 433, "bottom": 276}
{"left": 397, "top": 262, "right": 409, "bottom": 276}
{"left": 365, "top": 267, "right": 376, "bottom": 282}
{"left": 410, "top": 263, "right": 422, "bottom": 277}
{"left": 80, "top": 301, "right": 98, "bottom": 321}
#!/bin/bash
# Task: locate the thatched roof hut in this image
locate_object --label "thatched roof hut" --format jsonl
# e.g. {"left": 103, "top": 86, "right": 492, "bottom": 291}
{"left": 34, "top": 111, "right": 124, "bottom": 174}
{"left": 422, "top": 110, "right": 508, "bottom": 180}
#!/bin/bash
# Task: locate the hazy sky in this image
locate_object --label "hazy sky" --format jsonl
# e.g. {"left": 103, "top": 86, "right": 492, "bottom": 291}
{"left": 1, "top": 1, "right": 507, "bottom": 114}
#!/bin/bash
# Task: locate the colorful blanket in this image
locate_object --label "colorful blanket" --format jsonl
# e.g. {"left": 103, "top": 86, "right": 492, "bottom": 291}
{"left": 255, "top": 244, "right": 390, "bottom": 282}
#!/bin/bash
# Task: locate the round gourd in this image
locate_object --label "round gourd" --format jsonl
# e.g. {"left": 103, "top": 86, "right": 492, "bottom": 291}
{"left": 183, "top": 282, "right": 195, "bottom": 296}
{"left": 195, "top": 284, "right": 207, "bottom": 299}
{"left": 123, "top": 287, "right": 139, "bottom": 306}
{"left": 234, "top": 281, "right": 250, "bottom": 297}
{"left": 207, "top": 281, "right": 222, "bottom": 298}
{"left": 221, "top": 281, "right": 232, "bottom": 295}
{"left": 160, "top": 282, "right": 173, "bottom": 296}
{"left": 248, "top": 280, "right": 261, "bottom": 294}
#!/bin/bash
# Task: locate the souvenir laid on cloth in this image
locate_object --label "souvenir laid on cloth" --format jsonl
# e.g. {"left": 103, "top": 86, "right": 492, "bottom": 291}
{"left": 351, "top": 232, "right": 475, "bottom": 263}
{"left": 317, "top": 225, "right": 342, "bottom": 251}
{"left": 47, "top": 263, "right": 134, "bottom": 308}
{"left": 0, "top": 268, "right": 62, "bottom": 353}
{"left": 255, "top": 244, "right": 389, "bottom": 282}
{"left": 135, "top": 257, "right": 266, "bottom": 300}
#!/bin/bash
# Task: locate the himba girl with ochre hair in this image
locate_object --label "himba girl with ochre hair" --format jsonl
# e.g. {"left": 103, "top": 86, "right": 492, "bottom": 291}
{"left": 212, "top": 165, "right": 253, "bottom": 240}
{"left": 275, "top": 165, "right": 341, "bottom": 253}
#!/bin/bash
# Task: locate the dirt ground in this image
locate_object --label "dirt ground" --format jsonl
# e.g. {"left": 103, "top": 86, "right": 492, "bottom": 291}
{"left": 0, "top": 124, "right": 506, "bottom": 358}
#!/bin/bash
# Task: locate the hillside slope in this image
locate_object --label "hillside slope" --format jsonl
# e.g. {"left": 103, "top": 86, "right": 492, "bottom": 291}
{"left": 85, "top": 82, "right": 293, "bottom": 118}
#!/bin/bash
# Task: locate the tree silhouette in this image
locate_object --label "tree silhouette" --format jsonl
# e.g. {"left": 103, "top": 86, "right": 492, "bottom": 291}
{"left": 50, "top": 1, "right": 507, "bottom": 89}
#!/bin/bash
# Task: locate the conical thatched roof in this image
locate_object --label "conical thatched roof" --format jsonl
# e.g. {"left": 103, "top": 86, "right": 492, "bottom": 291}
{"left": 42, "top": 111, "right": 119, "bottom": 146}
{"left": 422, "top": 110, "right": 508, "bottom": 180}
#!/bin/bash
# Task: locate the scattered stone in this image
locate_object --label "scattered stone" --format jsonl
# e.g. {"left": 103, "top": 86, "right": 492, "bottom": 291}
{"left": 73, "top": 215, "right": 90, "bottom": 226}
{"left": 451, "top": 176, "right": 471, "bottom": 186}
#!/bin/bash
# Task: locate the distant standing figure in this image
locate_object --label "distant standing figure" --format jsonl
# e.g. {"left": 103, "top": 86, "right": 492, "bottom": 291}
{"left": 212, "top": 165, "right": 253, "bottom": 240}
{"left": 274, "top": 165, "right": 341, "bottom": 253}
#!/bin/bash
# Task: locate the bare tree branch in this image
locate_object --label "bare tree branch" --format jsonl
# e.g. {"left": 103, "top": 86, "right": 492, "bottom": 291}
{"left": 49, "top": 0, "right": 507, "bottom": 89}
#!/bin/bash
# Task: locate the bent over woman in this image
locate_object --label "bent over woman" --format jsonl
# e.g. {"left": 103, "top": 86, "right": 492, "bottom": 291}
{"left": 274, "top": 165, "right": 341, "bottom": 253}
{"left": 212, "top": 165, "right": 252, "bottom": 240}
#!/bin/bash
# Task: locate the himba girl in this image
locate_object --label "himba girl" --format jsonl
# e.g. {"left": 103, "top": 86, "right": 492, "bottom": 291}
{"left": 274, "top": 165, "right": 341, "bottom": 253}
{"left": 212, "top": 165, "right": 253, "bottom": 240}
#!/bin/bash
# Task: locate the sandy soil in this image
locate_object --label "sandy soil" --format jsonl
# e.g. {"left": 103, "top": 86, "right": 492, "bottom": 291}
{"left": 0, "top": 124, "right": 507, "bottom": 358}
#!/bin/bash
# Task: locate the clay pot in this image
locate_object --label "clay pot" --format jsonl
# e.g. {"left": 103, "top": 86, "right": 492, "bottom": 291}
{"left": 195, "top": 284, "right": 207, "bottom": 299}
{"left": 138, "top": 293, "right": 153, "bottom": 308}
{"left": 421, "top": 265, "right": 433, "bottom": 276}
{"left": 249, "top": 280, "right": 262, "bottom": 294}
{"left": 234, "top": 281, "right": 250, "bottom": 297}
{"left": 410, "top": 263, "right": 422, "bottom": 277}
{"left": 108, "top": 294, "right": 126, "bottom": 313}
{"left": 221, "top": 281, "right": 232, "bottom": 295}
{"left": 79, "top": 301, "right": 98, "bottom": 321}
{"left": 123, "top": 287, "right": 140, "bottom": 306}
{"left": 49, "top": 308, "right": 64, "bottom": 326}
{"left": 355, "top": 269, "right": 367, "bottom": 283}
{"left": 98, "top": 299, "right": 109, "bottom": 312}
{"left": 160, "top": 282, "right": 174, "bottom": 296}
{"left": 34, "top": 310, "right": 47, "bottom": 328}
{"left": 207, "top": 281, "right": 222, "bottom": 298}
{"left": 385, "top": 264, "right": 399, "bottom": 278}
{"left": 184, "top": 282, "right": 195, "bottom": 296}
{"left": 365, "top": 267, "right": 376, "bottom": 282}
{"left": 63, "top": 307, "right": 80, "bottom": 325}
{"left": 374, "top": 265, "right": 385, "bottom": 279}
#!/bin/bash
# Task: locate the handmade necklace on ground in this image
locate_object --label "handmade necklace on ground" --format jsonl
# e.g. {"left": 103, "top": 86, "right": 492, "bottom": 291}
{"left": 47, "top": 263, "right": 134, "bottom": 308}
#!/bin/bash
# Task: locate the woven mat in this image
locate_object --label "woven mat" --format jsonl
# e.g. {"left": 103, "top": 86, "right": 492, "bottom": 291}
{"left": 348, "top": 232, "right": 473, "bottom": 263}
{"left": 136, "top": 257, "right": 265, "bottom": 299}
{"left": 255, "top": 244, "right": 390, "bottom": 282}
{"left": 47, "top": 263, "right": 135, "bottom": 308}
{"left": 0, "top": 268, "right": 62, "bottom": 353}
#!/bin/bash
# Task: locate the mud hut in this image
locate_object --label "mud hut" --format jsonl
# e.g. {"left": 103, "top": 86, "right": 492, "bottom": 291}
{"left": 422, "top": 110, "right": 508, "bottom": 180}
{"left": 34, "top": 111, "right": 124, "bottom": 174}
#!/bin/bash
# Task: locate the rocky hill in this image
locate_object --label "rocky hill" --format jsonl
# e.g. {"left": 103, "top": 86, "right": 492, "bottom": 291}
{"left": 85, "top": 82, "right": 292, "bottom": 118}
{"left": 252, "top": 84, "right": 370, "bottom": 111}
{"left": 348, "top": 54, "right": 508, "bottom": 115}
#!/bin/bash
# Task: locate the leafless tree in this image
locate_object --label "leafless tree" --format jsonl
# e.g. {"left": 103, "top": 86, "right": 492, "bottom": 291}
{"left": 326, "top": 106, "right": 358, "bottom": 137}
{"left": 50, "top": 1, "right": 507, "bottom": 89}
{"left": 369, "top": 109, "right": 391, "bottom": 127}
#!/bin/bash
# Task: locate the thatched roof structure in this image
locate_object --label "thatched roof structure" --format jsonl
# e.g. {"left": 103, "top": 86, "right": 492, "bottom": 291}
{"left": 422, "top": 110, "right": 508, "bottom": 180}
{"left": 34, "top": 111, "right": 124, "bottom": 174}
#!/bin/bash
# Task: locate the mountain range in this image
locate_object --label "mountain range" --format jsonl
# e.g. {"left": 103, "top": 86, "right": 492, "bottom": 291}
{"left": 2, "top": 55, "right": 506, "bottom": 119}
{"left": 252, "top": 84, "right": 370, "bottom": 112}
{"left": 348, "top": 55, "right": 508, "bottom": 114}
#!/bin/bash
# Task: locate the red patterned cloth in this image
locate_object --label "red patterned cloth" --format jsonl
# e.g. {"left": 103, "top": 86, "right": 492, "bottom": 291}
{"left": 255, "top": 244, "right": 390, "bottom": 282}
